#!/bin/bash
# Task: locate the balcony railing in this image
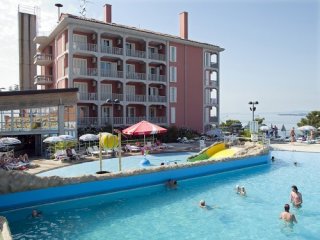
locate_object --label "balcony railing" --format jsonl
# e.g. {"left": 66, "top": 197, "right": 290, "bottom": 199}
{"left": 101, "top": 93, "right": 124, "bottom": 101}
{"left": 126, "top": 49, "right": 146, "bottom": 58}
{"left": 209, "top": 116, "right": 218, "bottom": 123}
{"left": 101, "top": 70, "right": 123, "bottom": 78}
{"left": 148, "top": 95, "right": 166, "bottom": 102}
{"left": 149, "top": 117, "right": 167, "bottom": 124}
{"left": 73, "top": 41, "right": 97, "bottom": 52}
{"left": 101, "top": 117, "right": 124, "bottom": 126}
{"left": 73, "top": 68, "right": 98, "bottom": 76}
{"left": 126, "top": 116, "right": 146, "bottom": 125}
{"left": 205, "top": 80, "right": 218, "bottom": 88}
{"left": 78, "top": 92, "right": 97, "bottom": 101}
{"left": 148, "top": 52, "right": 166, "bottom": 61}
{"left": 126, "top": 94, "right": 146, "bottom": 102}
{"left": 101, "top": 46, "right": 123, "bottom": 55}
{"left": 126, "top": 72, "right": 146, "bottom": 80}
{"left": 77, "top": 117, "right": 98, "bottom": 127}
{"left": 205, "top": 98, "right": 218, "bottom": 105}
{"left": 34, "top": 53, "right": 53, "bottom": 65}
{"left": 210, "top": 62, "right": 218, "bottom": 68}
{"left": 34, "top": 75, "right": 53, "bottom": 85}
{"left": 148, "top": 74, "right": 166, "bottom": 82}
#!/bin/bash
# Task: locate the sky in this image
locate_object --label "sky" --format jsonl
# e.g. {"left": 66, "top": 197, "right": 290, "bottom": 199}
{"left": 0, "top": 0, "right": 319, "bottom": 115}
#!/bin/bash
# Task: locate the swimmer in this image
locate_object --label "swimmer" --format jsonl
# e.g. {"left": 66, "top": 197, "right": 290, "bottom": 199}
{"left": 294, "top": 162, "right": 297, "bottom": 166}
{"left": 279, "top": 204, "right": 297, "bottom": 223}
{"left": 240, "top": 186, "right": 246, "bottom": 196}
{"left": 235, "top": 185, "right": 241, "bottom": 194}
{"left": 199, "top": 200, "right": 206, "bottom": 208}
{"left": 31, "top": 209, "right": 42, "bottom": 218}
{"left": 165, "top": 179, "right": 177, "bottom": 189}
{"left": 290, "top": 185, "right": 302, "bottom": 208}
{"left": 271, "top": 156, "right": 275, "bottom": 162}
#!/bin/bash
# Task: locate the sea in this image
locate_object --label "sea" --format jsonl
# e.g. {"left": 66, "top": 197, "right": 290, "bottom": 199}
{"left": 220, "top": 111, "right": 307, "bottom": 136}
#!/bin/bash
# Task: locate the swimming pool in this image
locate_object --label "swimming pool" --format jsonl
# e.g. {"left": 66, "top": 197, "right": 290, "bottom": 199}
{"left": 38, "top": 152, "right": 194, "bottom": 177}
{"left": 3, "top": 151, "right": 320, "bottom": 239}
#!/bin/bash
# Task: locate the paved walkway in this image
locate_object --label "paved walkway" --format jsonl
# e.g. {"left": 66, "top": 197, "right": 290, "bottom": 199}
{"left": 270, "top": 142, "right": 320, "bottom": 153}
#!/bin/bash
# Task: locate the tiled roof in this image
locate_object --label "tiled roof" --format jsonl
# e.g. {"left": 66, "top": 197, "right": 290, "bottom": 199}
{"left": 62, "top": 13, "right": 224, "bottom": 51}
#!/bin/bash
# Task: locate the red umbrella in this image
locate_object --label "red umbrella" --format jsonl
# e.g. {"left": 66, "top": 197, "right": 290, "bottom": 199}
{"left": 122, "top": 120, "right": 167, "bottom": 145}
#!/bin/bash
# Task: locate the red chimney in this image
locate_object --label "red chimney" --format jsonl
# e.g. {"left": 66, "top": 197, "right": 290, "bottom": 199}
{"left": 179, "top": 12, "right": 188, "bottom": 39}
{"left": 103, "top": 4, "right": 112, "bottom": 23}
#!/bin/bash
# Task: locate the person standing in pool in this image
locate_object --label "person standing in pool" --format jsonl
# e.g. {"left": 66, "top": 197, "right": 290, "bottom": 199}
{"left": 279, "top": 204, "right": 297, "bottom": 224}
{"left": 290, "top": 185, "right": 302, "bottom": 207}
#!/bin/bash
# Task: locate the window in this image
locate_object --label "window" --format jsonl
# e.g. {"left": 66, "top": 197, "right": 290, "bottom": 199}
{"left": 169, "top": 46, "right": 177, "bottom": 62}
{"left": 169, "top": 66, "right": 177, "bottom": 82}
{"left": 169, "top": 87, "right": 177, "bottom": 102}
{"left": 170, "top": 107, "right": 176, "bottom": 124}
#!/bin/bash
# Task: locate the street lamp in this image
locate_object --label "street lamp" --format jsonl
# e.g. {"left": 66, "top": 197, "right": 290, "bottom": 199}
{"left": 106, "top": 98, "right": 120, "bottom": 133}
{"left": 248, "top": 101, "right": 259, "bottom": 122}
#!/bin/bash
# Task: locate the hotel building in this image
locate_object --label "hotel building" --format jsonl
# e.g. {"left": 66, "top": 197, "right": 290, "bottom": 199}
{"left": 31, "top": 4, "right": 224, "bottom": 134}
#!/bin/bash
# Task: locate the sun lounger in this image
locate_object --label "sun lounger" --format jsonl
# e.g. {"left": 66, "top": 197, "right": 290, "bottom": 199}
{"left": 93, "top": 146, "right": 106, "bottom": 154}
{"left": 54, "top": 150, "right": 69, "bottom": 161}
{"left": 87, "top": 147, "right": 100, "bottom": 156}
{"left": 125, "top": 144, "right": 141, "bottom": 152}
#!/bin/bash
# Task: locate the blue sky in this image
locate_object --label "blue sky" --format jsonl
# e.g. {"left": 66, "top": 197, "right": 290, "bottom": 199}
{"left": 1, "top": 0, "right": 319, "bottom": 114}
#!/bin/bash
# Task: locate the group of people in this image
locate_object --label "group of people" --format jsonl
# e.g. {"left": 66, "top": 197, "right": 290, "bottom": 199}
{"left": 0, "top": 153, "right": 30, "bottom": 170}
{"left": 280, "top": 185, "right": 302, "bottom": 224}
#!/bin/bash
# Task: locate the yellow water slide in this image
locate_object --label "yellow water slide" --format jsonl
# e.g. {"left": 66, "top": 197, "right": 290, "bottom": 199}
{"left": 208, "top": 148, "right": 237, "bottom": 160}
{"left": 187, "top": 142, "right": 226, "bottom": 162}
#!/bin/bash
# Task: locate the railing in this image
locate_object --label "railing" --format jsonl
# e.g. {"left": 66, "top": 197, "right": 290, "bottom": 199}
{"left": 77, "top": 117, "right": 98, "bottom": 127}
{"left": 149, "top": 117, "right": 167, "bottom": 124}
{"left": 73, "top": 68, "right": 98, "bottom": 76}
{"left": 126, "top": 94, "right": 146, "bottom": 102}
{"left": 148, "top": 74, "right": 166, "bottom": 82}
{"left": 148, "top": 52, "right": 166, "bottom": 61}
{"left": 126, "top": 72, "right": 146, "bottom": 80}
{"left": 205, "top": 98, "right": 218, "bottom": 105}
{"left": 126, "top": 116, "right": 146, "bottom": 125}
{"left": 101, "top": 117, "right": 124, "bottom": 126}
{"left": 205, "top": 80, "right": 218, "bottom": 88}
{"left": 148, "top": 95, "right": 166, "bottom": 102}
{"left": 34, "top": 75, "right": 53, "bottom": 84}
{"left": 210, "top": 62, "right": 218, "bottom": 68}
{"left": 101, "top": 93, "right": 123, "bottom": 101}
{"left": 126, "top": 49, "right": 146, "bottom": 58}
{"left": 34, "top": 53, "right": 52, "bottom": 61}
{"left": 209, "top": 116, "right": 218, "bottom": 123}
{"left": 101, "top": 70, "right": 123, "bottom": 78}
{"left": 73, "top": 41, "right": 97, "bottom": 52}
{"left": 78, "top": 92, "right": 97, "bottom": 101}
{"left": 101, "top": 46, "right": 123, "bottom": 55}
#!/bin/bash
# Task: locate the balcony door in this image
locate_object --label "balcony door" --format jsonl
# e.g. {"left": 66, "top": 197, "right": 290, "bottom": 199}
{"left": 150, "top": 107, "right": 156, "bottom": 118}
{"left": 74, "top": 82, "right": 88, "bottom": 100}
{"left": 73, "top": 58, "right": 87, "bottom": 75}
{"left": 101, "top": 106, "right": 112, "bottom": 125}
{"left": 128, "top": 107, "right": 135, "bottom": 118}
{"left": 73, "top": 34, "right": 87, "bottom": 50}
{"left": 101, "top": 61, "right": 117, "bottom": 76}
{"left": 101, "top": 83, "right": 112, "bottom": 100}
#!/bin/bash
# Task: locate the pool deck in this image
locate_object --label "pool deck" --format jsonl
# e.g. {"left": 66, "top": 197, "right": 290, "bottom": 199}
{"left": 24, "top": 142, "right": 320, "bottom": 175}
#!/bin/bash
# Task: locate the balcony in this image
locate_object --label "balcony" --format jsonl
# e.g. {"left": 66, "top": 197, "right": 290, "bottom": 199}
{"left": 126, "top": 116, "right": 146, "bottom": 125}
{"left": 73, "top": 68, "right": 98, "bottom": 77}
{"left": 77, "top": 117, "right": 98, "bottom": 127}
{"left": 126, "top": 49, "right": 146, "bottom": 58}
{"left": 148, "top": 74, "right": 166, "bottom": 82}
{"left": 148, "top": 95, "right": 166, "bottom": 103}
{"left": 204, "top": 80, "right": 218, "bottom": 88}
{"left": 101, "top": 46, "right": 123, "bottom": 55}
{"left": 204, "top": 98, "right": 218, "bottom": 106}
{"left": 209, "top": 116, "right": 218, "bottom": 123}
{"left": 126, "top": 72, "right": 146, "bottom": 81}
{"left": 148, "top": 52, "right": 165, "bottom": 61}
{"left": 126, "top": 94, "right": 146, "bottom": 102}
{"left": 78, "top": 92, "right": 97, "bottom": 101}
{"left": 73, "top": 41, "right": 97, "bottom": 52}
{"left": 101, "top": 93, "right": 124, "bottom": 101}
{"left": 101, "top": 117, "right": 124, "bottom": 126}
{"left": 101, "top": 70, "right": 123, "bottom": 79}
{"left": 149, "top": 117, "right": 167, "bottom": 124}
{"left": 34, "top": 75, "right": 53, "bottom": 85}
{"left": 34, "top": 53, "right": 53, "bottom": 65}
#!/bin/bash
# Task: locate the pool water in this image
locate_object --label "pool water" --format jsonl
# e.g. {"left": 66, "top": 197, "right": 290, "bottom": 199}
{"left": 4, "top": 151, "right": 320, "bottom": 239}
{"left": 38, "top": 152, "right": 194, "bottom": 177}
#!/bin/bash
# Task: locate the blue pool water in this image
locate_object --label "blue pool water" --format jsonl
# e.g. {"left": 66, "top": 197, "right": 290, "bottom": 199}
{"left": 38, "top": 152, "right": 193, "bottom": 177}
{"left": 3, "top": 151, "right": 320, "bottom": 239}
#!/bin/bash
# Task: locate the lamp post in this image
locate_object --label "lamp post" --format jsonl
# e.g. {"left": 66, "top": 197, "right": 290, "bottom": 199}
{"left": 248, "top": 101, "right": 259, "bottom": 122}
{"left": 106, "top": 98, "right": 120, "bottom": 133}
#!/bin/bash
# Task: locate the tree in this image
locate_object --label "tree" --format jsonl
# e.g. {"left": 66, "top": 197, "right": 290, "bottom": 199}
{"left": 255, "top": 117, "right": 265, "bottom": 125}
{"left": 220, "top": 119, "right": 241, "bottom": 127}
{"left": 297, "top": 111, "right": 320, "bottom": 128}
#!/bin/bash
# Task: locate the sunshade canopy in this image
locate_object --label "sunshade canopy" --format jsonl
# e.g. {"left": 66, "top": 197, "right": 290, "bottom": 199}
{"left": 122, "top": 120, "right": 167, "bottom": 136}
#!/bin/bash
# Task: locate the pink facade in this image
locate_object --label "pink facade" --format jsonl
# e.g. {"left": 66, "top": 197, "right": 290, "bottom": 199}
{"left": 33, "top": 5, "right": 223, "bottom": 133}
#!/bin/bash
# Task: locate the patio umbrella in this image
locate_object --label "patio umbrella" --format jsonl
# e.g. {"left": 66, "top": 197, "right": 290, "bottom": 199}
{"left": 0, "top": 137, "right": 21, "bottom": 152}
{"left": 297, "top": 125, "right": 316, "bottom": 132}
{"left": 281, "top": 124, "right": 286, "bottom": 137}
{"left": 259, "top": 126, "right": 269, "bottom": 132}
{"left": 79, "top": 134, "right": 99, "bottom": 142}
{"left": 43, "top": 136, "right": 63, "bottom": 143}
{"left": 122, "top": 120, "right": 167, "bottom": 145}
{"left": 58, "top": 135, "right": 75, "bottom": 141}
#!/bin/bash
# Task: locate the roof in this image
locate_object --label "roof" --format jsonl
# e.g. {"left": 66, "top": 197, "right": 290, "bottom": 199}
{"left": 60, "top": 13, "right": 224, "bottom": 52}
{"left": 0, "top": 88, "right": 79, "bottom": 111}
